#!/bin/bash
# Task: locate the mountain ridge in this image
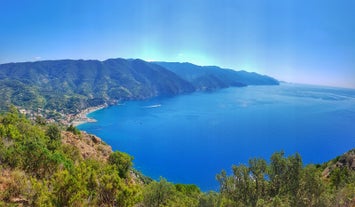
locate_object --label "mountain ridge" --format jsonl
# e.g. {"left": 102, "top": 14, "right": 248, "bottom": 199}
{"left": 0, "top": 58, "right": 279, "bottom": 122}
{"left": 155, "top": 61, "right": 279, "bottom": 91}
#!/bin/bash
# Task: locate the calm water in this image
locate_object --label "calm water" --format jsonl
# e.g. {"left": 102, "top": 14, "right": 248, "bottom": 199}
{"left": 78, "top": 84, "right": 355, "bottom": 191}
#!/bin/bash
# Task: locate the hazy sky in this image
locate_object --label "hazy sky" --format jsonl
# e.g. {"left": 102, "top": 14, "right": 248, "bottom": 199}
{"left": 1, "top": 0, "right": 354, "bottom": 88}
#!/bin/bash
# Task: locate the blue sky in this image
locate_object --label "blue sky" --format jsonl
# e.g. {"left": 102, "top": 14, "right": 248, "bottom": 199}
{"left": 1, "top": 0, "right": 354, "bottom": 88}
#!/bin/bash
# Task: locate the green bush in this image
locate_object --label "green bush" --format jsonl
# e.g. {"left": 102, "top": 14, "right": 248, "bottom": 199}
{"left": 108, "top": 151, "right": 133, "bottom": 178}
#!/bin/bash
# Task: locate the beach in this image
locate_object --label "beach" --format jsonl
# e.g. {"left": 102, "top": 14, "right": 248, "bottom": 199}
{"left": 70, "top": 104, "right": 107, "bottom": 126}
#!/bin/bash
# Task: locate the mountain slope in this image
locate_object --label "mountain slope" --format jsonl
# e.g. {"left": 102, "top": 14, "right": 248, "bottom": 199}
{"left": 155, "top": 62, "right": 279, "bottom": 91}
{"left": 0, "top": 110, "right": 353, "bottom": 206}
{"left": 0, "top": 58, "right": 194, "bottom": 114}
{"left": 0, "top": 58, "right": 279, "bottom": 118}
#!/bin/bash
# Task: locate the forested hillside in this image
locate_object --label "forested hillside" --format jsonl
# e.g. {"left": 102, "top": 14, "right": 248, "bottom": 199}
{"left": 0, "top": 58, "right": 278, "bottom": 120}
{"left": 217, "top": 151, "right": 355, "bottom": 206}
{"left": 0, "top": 108, "right": 202, "bottom": 206}
{"left": 155, "top": 62, "right": 279, "bottom": 91}
{"left": 0, "top": 108, "right": 354, "bottom": 206}
{"left": 0, "top": 59, "right": 194, "bottom": 116}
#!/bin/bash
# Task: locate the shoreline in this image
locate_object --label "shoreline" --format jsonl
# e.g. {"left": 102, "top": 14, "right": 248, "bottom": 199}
{"left": 70, "top": 104, "right": 108, "bottom": 126}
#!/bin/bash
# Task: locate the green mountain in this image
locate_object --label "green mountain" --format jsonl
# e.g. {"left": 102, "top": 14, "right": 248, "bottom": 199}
{"left": 2, "top": 58, "right": 354, "bottom": 206}
{"left": 0, "top": 58, "right": 194, "bottom": 115}
{"left": 155, "top": 62, "right": 279, "bottom": 91}
{"left": 0, "top": 58, "right": 278, "bottom": 117}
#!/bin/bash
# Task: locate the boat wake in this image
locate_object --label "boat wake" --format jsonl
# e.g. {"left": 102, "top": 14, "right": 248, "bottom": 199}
{"left": 143, "top": 104, "right": 162, "bottom": 108}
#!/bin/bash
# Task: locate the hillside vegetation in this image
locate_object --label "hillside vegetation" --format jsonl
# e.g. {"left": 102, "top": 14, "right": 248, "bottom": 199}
{"left": 0, "top": 59, "right": 194, "bottom": 116}
{"left": 155, "top": 62, "right": 279, "bottom": 90}
{"left": 0, "top": 108, "right": 202, "bottom": 206}
{"left": 0, "top": 108, "right": 354, "bottom": 206}
{"left": 0, "top": 58, "right": 278, "bottom": 120}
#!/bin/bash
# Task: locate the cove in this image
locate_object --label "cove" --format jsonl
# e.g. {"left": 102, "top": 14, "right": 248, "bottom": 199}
{"left": 78, "top": 84, "right": 355, "bottom": 191}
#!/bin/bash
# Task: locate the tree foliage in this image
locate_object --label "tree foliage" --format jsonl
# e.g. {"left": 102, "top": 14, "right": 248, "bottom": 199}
{"left": 0, "top": 110, "right": 140, "bottom": 206}
{"left": 0, "top": 110, "right": 354, "bottom": 206}
{"left": 217, "top": 151, "right": 355, "bottom": 207}
{"left": 109, "top": 151, "right": 133, "bottom": 178}
{"left": 66, "top": 124, "right": 81, "bottom": 135}
{"left": 46, "top": 124, "right": 61, "bottom": 141}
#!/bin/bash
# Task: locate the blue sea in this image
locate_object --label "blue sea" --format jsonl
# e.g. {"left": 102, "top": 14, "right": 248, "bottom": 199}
{"left": 78, "top": 83, "right": 355, "bottom": 191}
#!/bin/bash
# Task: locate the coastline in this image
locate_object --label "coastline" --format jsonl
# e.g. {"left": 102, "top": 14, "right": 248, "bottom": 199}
{"left": 70, "top": 104, "right": 107, "bottom": 126}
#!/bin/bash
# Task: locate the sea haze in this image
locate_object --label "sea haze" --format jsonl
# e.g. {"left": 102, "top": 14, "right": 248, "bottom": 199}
{"left": 78, "top": 83, "right": 355, "bottom": 191}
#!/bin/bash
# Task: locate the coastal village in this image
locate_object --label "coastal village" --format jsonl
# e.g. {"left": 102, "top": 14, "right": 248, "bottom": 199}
{"left": 17, "top": 104, "right": 107, "bottom": 126}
